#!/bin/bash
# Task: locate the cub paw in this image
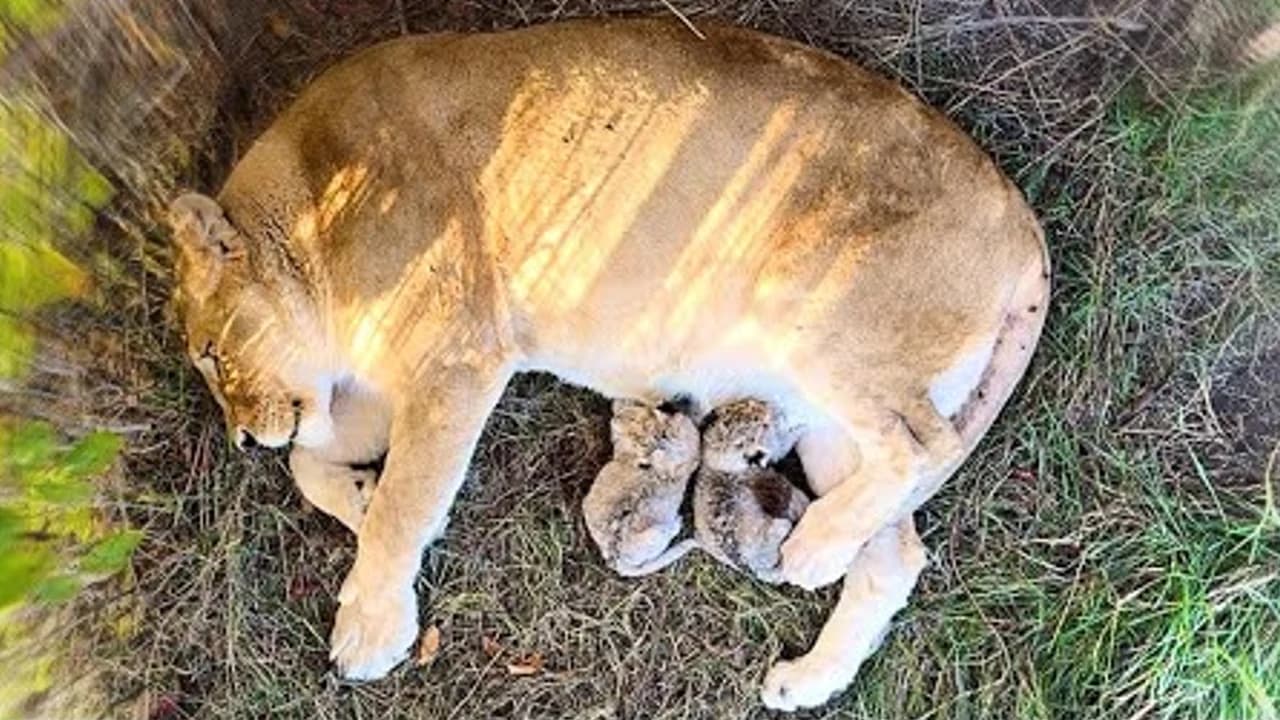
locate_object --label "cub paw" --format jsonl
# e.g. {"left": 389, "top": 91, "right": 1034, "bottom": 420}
{"left": 329, "top": 569, "right": 418, "bottom": 680}
{"left": 353, "top": 468, "right": 378, "bottom": 506}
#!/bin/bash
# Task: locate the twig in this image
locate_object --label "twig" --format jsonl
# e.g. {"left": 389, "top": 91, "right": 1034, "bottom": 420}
{"left": 395, "top": 0, "right": 408, "bottom": 35}
{"left": 658, "top": 0, "right": 704, "bottom": 40}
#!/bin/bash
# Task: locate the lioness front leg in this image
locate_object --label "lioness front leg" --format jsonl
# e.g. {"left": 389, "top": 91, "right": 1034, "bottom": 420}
{"left": 329, "top": 367, "right": 509, "bottom": 680}
{"left": 780, "top": 397, "right": 960, "bottom": 590}
{"left": 761, "top": 518, "right": 926, "bottom": 711}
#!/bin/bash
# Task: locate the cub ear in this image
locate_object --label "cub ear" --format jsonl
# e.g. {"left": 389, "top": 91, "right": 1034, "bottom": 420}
{"left": 168, "top": 193, "right": 244, "bottom": 301}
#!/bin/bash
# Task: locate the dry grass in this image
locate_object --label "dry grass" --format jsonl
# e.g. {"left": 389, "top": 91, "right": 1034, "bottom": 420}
{"left": 2, "top": 0, "right": 1279, "bottom": 718}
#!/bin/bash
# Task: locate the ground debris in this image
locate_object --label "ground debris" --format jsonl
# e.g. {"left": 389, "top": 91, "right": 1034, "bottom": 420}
{"left": 480, "top": 634, "right": 503, "bottom": 659}
{"left": 505, "top": 651, "right": 545, "bottom": 676}
{"left": 416, "top": 625, "right": 442, "bottom": 667}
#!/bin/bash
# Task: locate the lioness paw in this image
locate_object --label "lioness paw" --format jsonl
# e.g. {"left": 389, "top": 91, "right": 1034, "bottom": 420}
{"left": 329, "top": 571, "right": 418, "bottom": 680}
{"left": 779, "top": 514, "right": 861, "bottom": 590}
{"left": 760, "top": 656, "right": 843, "bottom": 711}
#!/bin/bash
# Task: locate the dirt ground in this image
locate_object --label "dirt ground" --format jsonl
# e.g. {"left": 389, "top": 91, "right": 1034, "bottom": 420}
{"left": 2, "top": 0, "right": 1279, "bottom": 718}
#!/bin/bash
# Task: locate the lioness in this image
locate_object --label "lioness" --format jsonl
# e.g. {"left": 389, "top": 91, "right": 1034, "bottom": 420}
{"left": 168, "top": 18, "right": 1048, "bottom": 710}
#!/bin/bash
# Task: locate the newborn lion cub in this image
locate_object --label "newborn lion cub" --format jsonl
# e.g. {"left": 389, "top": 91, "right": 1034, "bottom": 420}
{"left": 582, "top": 399, "right": 700, "bottom": 576}
{"left": 694, "top": 399, "right": 807, "bottom": 582}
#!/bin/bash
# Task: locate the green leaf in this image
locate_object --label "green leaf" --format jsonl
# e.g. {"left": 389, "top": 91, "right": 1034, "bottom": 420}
{"left": 62, "top": 431, "right": 121, "bottom": 478}
{"left": 3, "top": 420, "right": 56, "bottom": 471}
{"left": 75, "top": 167, "right": 113, "bottom": 208}
{"left": 34, "top": 503, "right": 96, "bottom": 543}
{"left": 0, "top": 0, "right": 52, "bottom": 28}
{"left": 33, "top": 574, "right": 81, "bottom": 604}
{"left": 0, "top": 543, "right": 54, "bottom": 609}
{"left": 0, "top": 506, "right": 20, "bottom": 540}
{"left": 79, "top": 530, "right": 143, "bottom": 575}
{"left": 0, "top": 313, "right": 36, "bottom": 380}
{"left": 28, "top": 471, "right": 94, "bottom": 505}
{"left": 0, "top": 242, "right": 87, "bottom": 311}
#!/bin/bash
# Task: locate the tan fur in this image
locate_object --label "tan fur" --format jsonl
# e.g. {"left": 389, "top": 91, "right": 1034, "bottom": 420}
{"left": 289, "top": 382, "right": 391, "bottom": 532}
{"left": 701, "top": 398, "right": 801, "bottom": 473}
{"left": 168, "top": 18, "right": 1049, "bottom": 709}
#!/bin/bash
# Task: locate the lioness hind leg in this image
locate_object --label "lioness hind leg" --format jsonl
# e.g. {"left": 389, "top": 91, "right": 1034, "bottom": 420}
{"left": 761, "top": 518, "right": 926, "bottom": 712}
{"left": 778, "top": 395, "right": 954, "bottom": 591}
{"left": 895, "top": 394, "right": 964, "bottom": 477}
{"left": 952, "top": 245, "right": 1051, "bottom": 449}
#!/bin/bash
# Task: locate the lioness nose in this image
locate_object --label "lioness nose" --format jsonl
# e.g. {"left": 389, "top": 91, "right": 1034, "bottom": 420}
{"left": 236, "top": 429, "right": 260, "bottom": 450}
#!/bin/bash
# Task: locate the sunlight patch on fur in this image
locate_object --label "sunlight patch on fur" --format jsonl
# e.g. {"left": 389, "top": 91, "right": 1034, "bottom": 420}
{"left": 290, "top": 162, "right": 374, "bottom": 249}
{"left": 345, "top": 216, "right": 469, "bottom": 377}
{"left": 624, "top": 102, "right": 828, "bottom": 351}
{"left": 481, "top": 67, "right": 709, "bottom": 315}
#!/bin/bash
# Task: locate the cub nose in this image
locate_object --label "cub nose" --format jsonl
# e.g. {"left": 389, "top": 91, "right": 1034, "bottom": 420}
{"left": 236, "top": 428, "right": 260, "bottom": 450}
{"left": 746, "top": 450, "right": 767, "bottom": 467}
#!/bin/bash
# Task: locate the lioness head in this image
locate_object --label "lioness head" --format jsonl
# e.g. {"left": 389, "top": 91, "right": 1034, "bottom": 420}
{"left": 168, "top": 193, "right": 335, "bottom": 450}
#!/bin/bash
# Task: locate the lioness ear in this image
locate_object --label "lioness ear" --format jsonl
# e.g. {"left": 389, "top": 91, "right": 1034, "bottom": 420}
{"left": 168, "top": 193, "right": 244, "bottom": 301}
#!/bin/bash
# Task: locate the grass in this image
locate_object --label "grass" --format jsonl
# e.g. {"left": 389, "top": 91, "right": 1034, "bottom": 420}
{"left": 3, "top": 1, "right": 1280, "bottom": 718}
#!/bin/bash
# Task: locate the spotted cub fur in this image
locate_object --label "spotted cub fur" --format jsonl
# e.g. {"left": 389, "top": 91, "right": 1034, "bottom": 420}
{"left": 582, "top": 398, "right": 700, "bottom": 576}
{"left": 694, "top": 399, "right": 807, "bottom": 583}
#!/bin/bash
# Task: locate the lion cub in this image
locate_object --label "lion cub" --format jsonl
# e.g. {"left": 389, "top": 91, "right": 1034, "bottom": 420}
{"left": 582, "top": 399, "right": 700, "bottom": 577}
{"left": 694, "top": 399, "right": 808, "bottom": 583}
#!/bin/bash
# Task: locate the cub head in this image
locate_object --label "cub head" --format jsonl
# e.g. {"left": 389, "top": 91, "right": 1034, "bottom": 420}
{"left": 701, "top": 399, "right": 798, "bottom": 473}
{"left": 609, "top": 399, "right": 700, "bottom": 477}
{"left": 168, "top": 192, "right": 335, "bottom": 450}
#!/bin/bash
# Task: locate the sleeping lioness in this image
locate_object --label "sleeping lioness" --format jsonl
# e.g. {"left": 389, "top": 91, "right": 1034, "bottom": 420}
{"left": 168, "top": 18, "right": 1048, "bottom": 710}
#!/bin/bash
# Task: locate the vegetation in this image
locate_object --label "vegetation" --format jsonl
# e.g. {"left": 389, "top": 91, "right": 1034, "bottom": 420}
{"left": 1, "top": 5, "right": 134, "bottom": 718}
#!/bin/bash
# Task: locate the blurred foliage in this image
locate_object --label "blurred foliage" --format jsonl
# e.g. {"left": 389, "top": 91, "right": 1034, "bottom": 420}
{"left": 0, "top": 422, "right": 132, "bottom": 609}
{"left": 0, "top": 0, "right": 67, "bottom": 47}
{"left": 1, "top": 1, "right": 137, "bottom": 716}
{"left": 0, "top": 102, "right": 105, "bottom": 378}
